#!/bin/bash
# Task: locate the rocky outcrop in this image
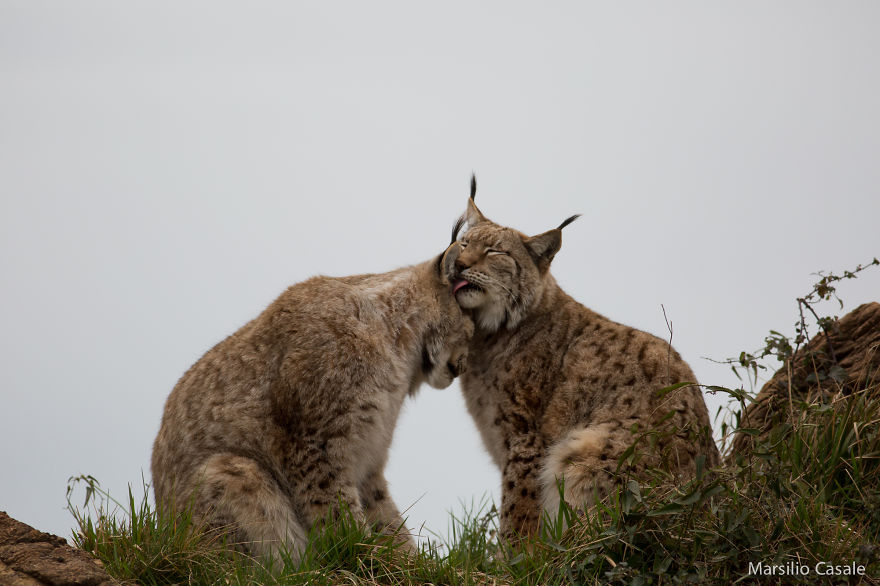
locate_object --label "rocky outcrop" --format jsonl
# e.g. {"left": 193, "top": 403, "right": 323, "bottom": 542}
{"left": 0, "top": 511, "right": 114, "bottom": 586}
{"left": 730, "top": 301, "right": 880, "bottom": 457}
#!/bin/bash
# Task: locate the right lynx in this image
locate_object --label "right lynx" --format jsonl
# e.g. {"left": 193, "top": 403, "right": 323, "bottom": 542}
{"left": 451, "top": 178, "right": 720, "bottom": 538}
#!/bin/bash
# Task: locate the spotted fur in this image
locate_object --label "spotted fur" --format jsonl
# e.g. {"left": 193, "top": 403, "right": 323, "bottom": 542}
{"left": 152, "top": 243, "right": 473, "bottom": 563}
{"left": 453, "top": 187, "right": 719, "bottom": 538}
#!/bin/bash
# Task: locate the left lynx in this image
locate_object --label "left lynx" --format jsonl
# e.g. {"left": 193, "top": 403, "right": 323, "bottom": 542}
{"left": 151, "top": 242, "right": 473, "bottom": 565}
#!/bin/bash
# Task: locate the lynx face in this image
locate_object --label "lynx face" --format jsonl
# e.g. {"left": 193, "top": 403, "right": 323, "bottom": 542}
{"left": 451, "top": 198, "right": 567, "bottom": 332}
{"left": 423, "top": 242, "right": 475, "bottom": 389}
{"left": 452, "top": 224, "right": 541, "bottom": 332}
{"left": 422, "top": 317, "right": 472, "bottom": 389}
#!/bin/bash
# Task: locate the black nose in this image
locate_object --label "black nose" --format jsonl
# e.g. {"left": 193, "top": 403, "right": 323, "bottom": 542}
{"left": 447, "top": 361, "right": 460, "bottom": 378}
{"left": 455, "top": 258, "right": 468, "bottom": 273}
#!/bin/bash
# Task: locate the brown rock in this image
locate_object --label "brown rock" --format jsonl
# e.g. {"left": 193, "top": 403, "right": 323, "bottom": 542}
{"left": 730, "top": 301, "right": 880, "bottom": 457}
{"left": 0, "top": 511, "right": 114, "bottom": 586}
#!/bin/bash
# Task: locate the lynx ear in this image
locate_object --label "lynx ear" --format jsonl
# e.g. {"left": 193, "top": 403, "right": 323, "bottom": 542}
{"left": 524, "top": 215, "right": 579, "bottom": 273}
{"left": 450, "top": 214, "right": 466, "bottom": 244}
{"left": 465, "top": 174, "right": 487, "bottom": 227}
{"left": 439, "top": 241, "right": 462, "bottom": 284}
{"left": 524, "top": 229, "right": 562, "bottom": 272}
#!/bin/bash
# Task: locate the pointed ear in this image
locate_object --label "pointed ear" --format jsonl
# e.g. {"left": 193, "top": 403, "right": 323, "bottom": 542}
{"left": 524, "top": 215, "right": 578, "bottom": 272}
{"left": 524, "top": 229, "right": 562, "bottom": 273}
{"left": 450, "top": 215, "right": 466, "bottom": 244}
{"left": 464, "top": 173, "right": 487, "bottom": 227}
{"left": 465, "top": 198, "right": 487, "bottom": 227}
{"left": 439, "top": 241, "right": 462, "bottom": 284}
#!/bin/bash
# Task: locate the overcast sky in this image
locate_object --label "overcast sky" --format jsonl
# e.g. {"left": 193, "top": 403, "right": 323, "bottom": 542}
{"left": 2, "top": 2, "right": 878, "bottom": 543}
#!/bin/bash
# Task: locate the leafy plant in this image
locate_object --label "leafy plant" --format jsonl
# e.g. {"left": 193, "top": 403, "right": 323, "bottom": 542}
{"left": 723, "top": 258, "right": 878, "bottom": 389}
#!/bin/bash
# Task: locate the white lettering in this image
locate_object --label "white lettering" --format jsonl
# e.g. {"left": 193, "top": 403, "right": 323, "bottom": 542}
{"left": 748, "top": 561, "right": 811, "bottom": 576}
{"left": 749, "top": 560, "right": 865, "bottom": 577}
{"left": 815, "top": 562, "right": 866, "bottom": 576}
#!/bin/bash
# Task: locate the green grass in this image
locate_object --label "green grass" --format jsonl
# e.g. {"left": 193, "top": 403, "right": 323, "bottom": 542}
{"left": 66, "top": 475, "right": 505, "bottom": 585}
{"left": 67, "top": 383, "right": 880, "bottom": 585}
{"left": 66, "top": 261, "right": 880, "bottom": 584}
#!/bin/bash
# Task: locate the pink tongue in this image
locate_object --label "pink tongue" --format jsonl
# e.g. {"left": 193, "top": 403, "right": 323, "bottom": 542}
{"left": 452, "top": 279, "right": 470, "bottom": 294}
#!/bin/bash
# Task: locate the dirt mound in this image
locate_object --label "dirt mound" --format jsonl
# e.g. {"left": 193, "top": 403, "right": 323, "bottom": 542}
{"left": 730, "top": 301, "right": 880, "bottom": 457}
{"left": 0, "top": 511, "right": 113, "bottom": 585}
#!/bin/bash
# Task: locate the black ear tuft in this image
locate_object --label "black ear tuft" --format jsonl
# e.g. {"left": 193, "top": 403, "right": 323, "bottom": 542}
{"left": 450, "top": 214, "right": 466, "bottom": 244}
{"left": 557, "top": 214, "right": 581, "bottom": 230}
{"left": 470, "top": 174, "right": 477, "bottom": 201}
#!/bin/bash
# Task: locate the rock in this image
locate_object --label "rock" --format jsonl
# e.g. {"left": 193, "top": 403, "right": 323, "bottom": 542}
{"left": 730, "top": 301, "right": 880, "bottom": 458}
{"left": 0, "top": 511, "right": 114, "bottom": 586}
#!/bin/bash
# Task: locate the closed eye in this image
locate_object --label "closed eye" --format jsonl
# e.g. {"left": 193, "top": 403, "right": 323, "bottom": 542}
{"left": 486, "top": 249, "right": 508, "bottom": 257}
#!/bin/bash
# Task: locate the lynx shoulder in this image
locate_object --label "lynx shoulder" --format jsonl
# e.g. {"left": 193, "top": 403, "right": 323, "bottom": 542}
{"left": 151, "top": 243, "right": 472, "bottom": 563}
{"left": 451, "top": 178, "right": 719, "bottom": 538}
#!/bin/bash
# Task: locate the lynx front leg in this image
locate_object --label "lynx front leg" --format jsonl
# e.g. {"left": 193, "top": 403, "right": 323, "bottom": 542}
{"left": 292, "top": 442, "right": 366, "bottom": 529}
{"left": 499, "top": 437, "right": 544, "bottom": 539}
{"left": 359, "top": 469, "right": 416, "bottom": 550}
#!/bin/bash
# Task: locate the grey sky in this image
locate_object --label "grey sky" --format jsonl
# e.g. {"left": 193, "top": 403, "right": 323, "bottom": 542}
{"left": 2, "top": 2, "right": 878, "bottom": 542}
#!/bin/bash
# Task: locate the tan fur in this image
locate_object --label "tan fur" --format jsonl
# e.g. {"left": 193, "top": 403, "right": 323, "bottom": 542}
{"left": 151, "top": 244, "right": 473, "bottom": 564}
{"left": 453, "top": 195, "right": 719, "bottom": 538}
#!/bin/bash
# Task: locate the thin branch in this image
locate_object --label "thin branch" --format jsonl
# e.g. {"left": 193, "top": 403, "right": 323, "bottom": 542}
{"left": 662, "top": 304, "right": 673, "bottom": 386}
{"left": 798, "top": 297, "right": 839, "bottom": 364}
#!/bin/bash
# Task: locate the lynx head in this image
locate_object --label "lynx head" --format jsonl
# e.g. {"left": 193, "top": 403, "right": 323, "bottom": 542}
{"left": 421, "top": 240, "right": 475, "bottom": 390}
{"left": 451, "top": 175, "right": 579, "bottom": 333}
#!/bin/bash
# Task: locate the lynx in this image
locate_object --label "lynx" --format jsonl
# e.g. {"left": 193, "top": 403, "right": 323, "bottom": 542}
{"left": 151, "top": 241, "right": 473, "bottom": 564}
{"left": 451, "top": 178, "right": 719, "bottom": 538}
